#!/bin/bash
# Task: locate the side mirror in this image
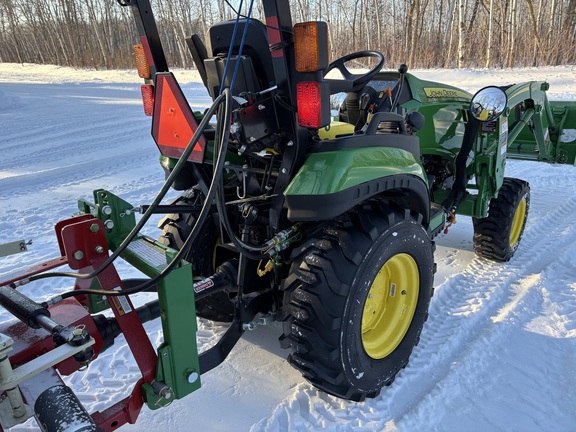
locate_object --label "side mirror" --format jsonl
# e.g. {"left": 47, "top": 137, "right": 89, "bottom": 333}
{"left": 470, "top": 86, "right": 507, "bottom": 122}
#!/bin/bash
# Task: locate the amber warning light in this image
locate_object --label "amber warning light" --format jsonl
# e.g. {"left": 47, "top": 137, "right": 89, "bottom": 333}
{"left": 293, "top": 22, "right": 329, "bottom": 72}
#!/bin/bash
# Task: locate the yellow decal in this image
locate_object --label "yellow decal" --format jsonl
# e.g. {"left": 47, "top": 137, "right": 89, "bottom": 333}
{"left": 423, "top": 88, "right": 471, "bottom": 99}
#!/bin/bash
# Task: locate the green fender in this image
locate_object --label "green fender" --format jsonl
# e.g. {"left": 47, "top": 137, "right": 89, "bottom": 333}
{"left": 284, "top": 147, "right": 430, "bottom": 222}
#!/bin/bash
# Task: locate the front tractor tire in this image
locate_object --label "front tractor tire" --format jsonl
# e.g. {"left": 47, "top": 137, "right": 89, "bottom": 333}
{"left": 473, "top": 178, "right": 530, "bottom": 262}
{"left": 280, "top": 205, "right": 435, "bottom": 401}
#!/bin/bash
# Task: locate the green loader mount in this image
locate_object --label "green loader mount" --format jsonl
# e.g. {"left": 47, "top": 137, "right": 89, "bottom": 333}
{"left": 0, "top": 0, "right": 575, "bottom": 430}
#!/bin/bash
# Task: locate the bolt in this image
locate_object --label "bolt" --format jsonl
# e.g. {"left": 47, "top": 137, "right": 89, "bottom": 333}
{"left": 187, "top": 371, "right": 199, "bottom": 384}
{"left": 95, "top": 245, "right": 104, "bottom": 254}
{"left": 258, "top": 104, "right": 265, "bottom": 110}
{"left": 287, "top": 140, "right": 294, "bottom": 146}
{"left": 243, "top": 322, "right": 257, "bottom": 331}
{"left": 73, "top": 250, "right": 84, "bottom": 261}
{"left": 281, "top": 168, "right": 288, "bottom": 174}
{"left": 104, "top": 220, "right": 115, "bottom": 230}
{"left": 230, "top": 122, "right": 241, "bottom": 134}
{"left": 102, "top": 205, "right": 112, "bottom": 216}
{"left": 248, "top": 136, "right": 256, "bottom": 143}
{"left": 160, "top": 388, "right": 172, "bottom": 400}
{"left": 89, "top": 223, "right": 100, "bottom": 233}
{"left": 401, "top": 290, "right": 407, "bottom": 296}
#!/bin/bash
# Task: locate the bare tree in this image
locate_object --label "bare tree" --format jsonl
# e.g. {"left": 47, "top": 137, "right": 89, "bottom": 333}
{"left": 457, "top": 0, "right": 465, "bottom": 68}
{"left": 0, "top": 0, "right": 574, "bottom": 70}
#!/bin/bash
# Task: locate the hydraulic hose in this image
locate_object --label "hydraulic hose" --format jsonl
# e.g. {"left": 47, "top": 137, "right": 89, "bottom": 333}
{"left": 27, "top": 91, "right": 226, "bottom": 286}
{"left": 212, "top": 0, "right": 271, "bottom": 260}
{"left": 29, "top": 0, "right": 265, "bottom": 297}
{"left": 43, "top": 89, "right": 233, "bottom": 300}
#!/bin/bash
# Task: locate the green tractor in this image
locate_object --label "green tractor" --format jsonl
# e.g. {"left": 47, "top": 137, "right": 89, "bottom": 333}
{"left": 109, "top": 0, "right": 576, "bottom": 402}
{"left": 1, "top": 0, "right": 575, "bottom": 429}
{"left": 138, "top": 0, "right": 575, "bottom": 401}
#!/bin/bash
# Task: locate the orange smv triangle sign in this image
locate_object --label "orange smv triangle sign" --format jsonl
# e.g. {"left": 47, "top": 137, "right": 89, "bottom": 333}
{"left": 152, "top": 73, "right": 205, "bottom": 162}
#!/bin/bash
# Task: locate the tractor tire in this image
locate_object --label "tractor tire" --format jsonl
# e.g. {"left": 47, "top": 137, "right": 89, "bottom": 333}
{"left": 473, "top": 178, "right": 530, "bottom": 262}
{"left": 158, "top": 198, "right": 234, "bottom": 322}
{"left": 280, "top": 204, "right": 435, "bottom": 401}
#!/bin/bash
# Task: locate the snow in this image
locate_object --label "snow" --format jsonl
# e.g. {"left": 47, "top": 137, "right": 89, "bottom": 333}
{"left": 1, "top": 63, "right": 575, "bottom": 432}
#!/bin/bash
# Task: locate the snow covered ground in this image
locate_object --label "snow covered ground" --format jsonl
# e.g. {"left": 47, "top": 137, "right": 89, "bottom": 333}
{"left": 0, "top": 63, "right": 575, "bottom": 431}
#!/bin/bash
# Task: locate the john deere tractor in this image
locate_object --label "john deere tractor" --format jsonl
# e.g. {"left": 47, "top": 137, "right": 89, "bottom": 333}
{"left": 0, "top": 0, "right": 575, "bottom": 430}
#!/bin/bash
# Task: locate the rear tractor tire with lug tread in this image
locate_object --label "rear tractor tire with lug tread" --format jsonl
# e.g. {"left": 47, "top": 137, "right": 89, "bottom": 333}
{"left": 473, "top": 178, "right": 530, "bottom": 262}
{"left": 158, "top": 198, "right": 234, "bottom": 323}
{"left": 280, "top": 204, "right": 435, "bottom": 401}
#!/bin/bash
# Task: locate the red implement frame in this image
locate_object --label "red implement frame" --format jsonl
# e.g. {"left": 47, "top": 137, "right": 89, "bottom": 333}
{"left": 0, "top": 215, "right": 159, "bottom": 431}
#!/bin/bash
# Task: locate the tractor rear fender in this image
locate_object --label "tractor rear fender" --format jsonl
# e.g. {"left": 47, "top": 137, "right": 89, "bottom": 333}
{"left": 284, "top": 147, "right": 430, "bottom": 222}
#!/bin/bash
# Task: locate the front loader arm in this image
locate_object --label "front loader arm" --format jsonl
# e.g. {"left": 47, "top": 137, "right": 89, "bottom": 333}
{"left": 502, "top": 81, "right": 576, "bottom": 165}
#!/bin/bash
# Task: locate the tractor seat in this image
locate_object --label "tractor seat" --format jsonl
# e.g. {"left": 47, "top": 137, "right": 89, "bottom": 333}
{"left": 204, "top": 19, "right": 275, "bottom": 98}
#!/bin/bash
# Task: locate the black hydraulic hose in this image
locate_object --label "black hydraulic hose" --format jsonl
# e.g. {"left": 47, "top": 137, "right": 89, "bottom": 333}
{"left": 28, "top": 92, "right": 226, "bottom": 286}
{"left": 216, "top": 183, "right": 269, "bottom": 260}
{"left": 44, "top": 90, "right": 233, "bottom": 300}
{"left": 213, "top": 109, "right": 269, "bottom": 261}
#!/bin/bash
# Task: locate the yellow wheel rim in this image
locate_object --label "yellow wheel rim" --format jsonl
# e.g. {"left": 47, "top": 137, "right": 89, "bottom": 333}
{"left": 362, "top": 253, "right": 419, "bottom": 359}
{"left": 510, "top": 198, "right": 527, "bottom": 247}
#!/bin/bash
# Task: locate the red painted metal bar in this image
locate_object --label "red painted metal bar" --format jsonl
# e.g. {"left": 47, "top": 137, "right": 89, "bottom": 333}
{"left": 0, "top": 257, "right": 68, "bottom": 287}
{"left": 55, "top": 216, "right": 158, "bottom": 429}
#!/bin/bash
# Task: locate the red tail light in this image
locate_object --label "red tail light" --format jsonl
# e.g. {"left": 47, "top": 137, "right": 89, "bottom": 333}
{"left": 297, "top": 81, "right": 330, "bottom": 129}
{"left": 141, "top": 84, "right": 154, "bottom": 116}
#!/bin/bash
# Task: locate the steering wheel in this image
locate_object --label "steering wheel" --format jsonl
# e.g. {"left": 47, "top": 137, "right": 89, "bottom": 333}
{"left": 324, "top": 50, "right": 385, "bottom": 94}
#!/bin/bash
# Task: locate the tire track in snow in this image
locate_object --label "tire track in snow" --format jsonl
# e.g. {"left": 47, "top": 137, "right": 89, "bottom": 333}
{"left": 0, "top": 150, "right": 157, "bottom": 200}
{"left": 254, "top": 179, "right": 576, "bottom": 431}
{"left": 400, "top": 235, "right": 576, "bottom": 431}
{"left": 1, "top": 120, "right": 149, "bottom": 171}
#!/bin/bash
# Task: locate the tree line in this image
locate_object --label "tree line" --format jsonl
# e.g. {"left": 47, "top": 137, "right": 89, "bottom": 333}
{"left": 0, "top": 0, "right": 575, "bottom": 70}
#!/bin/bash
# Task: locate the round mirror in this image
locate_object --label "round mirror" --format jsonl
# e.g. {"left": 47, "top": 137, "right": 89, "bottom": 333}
{"left": 470, "top": 86, "right": 507, "bottom": 122}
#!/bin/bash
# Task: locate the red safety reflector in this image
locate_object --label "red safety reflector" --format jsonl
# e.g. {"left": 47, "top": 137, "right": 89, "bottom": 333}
{"left": 152, "top": 73, "right": 206, "bottom": 163}
{"left": 297, "top": 82, "right": 324, "bottom": 128}
{"left": 141, "top": 85, "right": 154, "bottom": 116}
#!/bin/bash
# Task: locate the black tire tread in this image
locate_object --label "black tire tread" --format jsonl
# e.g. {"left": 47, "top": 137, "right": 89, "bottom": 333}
{"left": 281, "top": 203, "right": 434, "bottom": 401}
{"left": 473, "top": 177, "right": 530, "bottom": 262}
{"left": 157, "top": 197, "right": 234, "bottom": 322}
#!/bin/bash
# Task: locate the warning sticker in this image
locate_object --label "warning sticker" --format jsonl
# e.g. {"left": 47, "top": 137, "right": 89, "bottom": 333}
{"left": 110, "top": 286, "right": 133, "bottom": 316}
{"left": 194, "top": 278, "right": 214, "bottom": 294}
{"left": 500, "top": 117, "right": 508, "bottom": 157}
